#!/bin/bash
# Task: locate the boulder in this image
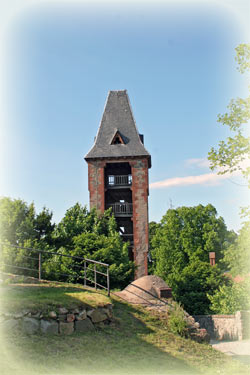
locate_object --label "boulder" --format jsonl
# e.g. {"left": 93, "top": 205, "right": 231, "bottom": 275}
{"left": 58, "top": 307, "right": 68, "bottom": 314}
{"left": 190, "top": 328, "right": 210, "bottom": 343}
{"left": 22, "top": 317, "right": 40, "bottom": 334}
{"left": 58, "top": 314, "right": 67, "bottom": 321}
{"left": 67, "top": 314, "right": 75, "bottom": 323}
{"left": 59, "top": 322, "right": 74, "bottom": 335}
{"left": 41, "top": 320, "right": 58, "bottom": 334}
{"left": 75, "top": 318, "right": 94, "bottom": 333}
{"left": 101, "top": 305, "right": 113, "bottom": 319}
{"left": 87, "top": 309, "right": 108, "bottom": 323}
{"left": 48, "top": 311, "right": 57, "bottom": 319}
{"left": 0, "top": 319, "right": 20, "bottom": 331}
{"left": 76, "top": 310, "right": 87, "bottom": 321}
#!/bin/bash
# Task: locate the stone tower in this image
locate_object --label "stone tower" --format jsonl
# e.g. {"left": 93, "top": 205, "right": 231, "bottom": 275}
{"left": 85, "top": 90, "right": 151, "bottom": 278}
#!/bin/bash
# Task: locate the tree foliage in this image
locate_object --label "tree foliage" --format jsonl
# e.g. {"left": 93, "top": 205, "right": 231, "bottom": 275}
{"left": 44, "top": 205, "right": 134, "bottom": 288}
{"left": 207, "top": 278, "right": 250, "bottom": 314}
{"left": 221, "top": 220, "right": 250, "bottom": 277}
{"left": 0, "top": 197, "right": 54, "bottom": 247}
{"left": 208, "top": 44, "right": 250, "bottom": 186}
{"left": 150, "top": 204, "right": 235, "bottom": 314}
{"left": 0, "top": 198, "right": 134, "bottom": 289}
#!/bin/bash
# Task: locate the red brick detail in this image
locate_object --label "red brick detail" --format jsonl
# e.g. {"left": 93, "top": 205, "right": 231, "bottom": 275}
{"left": 130, "top": 158, "right": 149, "bottom": 279}
{"left": 87, "top": 161, "right": 105, "bottom": 213}
{"left": 87, "top": 157, "right": 150, "bottom": 280}
{"left": 209, "top": 252, "right": 216, "bottom": 266}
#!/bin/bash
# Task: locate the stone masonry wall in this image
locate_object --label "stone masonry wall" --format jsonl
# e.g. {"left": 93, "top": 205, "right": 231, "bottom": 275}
{"left": 88, "top": 160, "right": 105, "bottom": 212}
{"left": 131, "top": 158, "right": 149, "bottom": 279}
{"left": 0, "top": 304, "right": 113, "bottom": 335}
{"left": 193, "top": 311, "right": 250, "bottom": 341}
{"left": 87, "top": 157, "right": 150, "bottom": 279}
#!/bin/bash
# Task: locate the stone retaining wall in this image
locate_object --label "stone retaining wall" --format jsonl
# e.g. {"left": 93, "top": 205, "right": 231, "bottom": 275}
{"left": 193, "top": 311, "right": 250, "bottom": 341}
{"left": 0, "top": 304, "right": 113, "bottom": 335}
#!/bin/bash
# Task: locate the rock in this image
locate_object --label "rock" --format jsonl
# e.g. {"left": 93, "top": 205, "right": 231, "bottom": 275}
{"left": 22, "top": 317, "right": 40, "bottom": 334}
{"left": 32, "top": 312, "right": 41, "bottom": 319}
{"left": 13, "top": 311, "right": 26, "bottom": 319}
{"left": 48, "top": 311, "right": 57, "bottom": 319}
{"left": 76, "top": 310, "right": 87, "bottom": 321}
{"left": 58, "top": 314, "right": 67, "bottom": 321}
{"left": 190, "top": 328, "right": 210, "bottom": 343}
{"left": 3, "top": 312, "right": 16, "bottom": 319}
{"left": 104, "top": 303, "right": 113, "bottom": 310}
{"left": 0, "top": 319, "right": 20, "bottom": 331}
{"left": 87, "top": 309, "right": 108, "bottom": 323}
{"left": 41, "top": 320, "right": 58, "bottom": 334}
{"left": 67, "top": 314, "right": 75, "bottom": 323}
{"left": 100, "top": 307, "right": 112, "bottom": 319}
{"left": 58, "top": 307, "right": 68, "bottom": 314}
{"left": 72, "top": 308, "right": 80, "bottom": 314}
{"left": 59, "top": 322, "right": 74, "bottom": 335}
{"left": 75, "top": 318, "right": 94, "bottom": 333}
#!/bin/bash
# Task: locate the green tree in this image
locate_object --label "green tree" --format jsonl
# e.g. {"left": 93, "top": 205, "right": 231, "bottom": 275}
{"left": 34, "top": 207, "right": 55, "bottom": 245}
{"left": 207, "top": 45, "right": 250, "bottom": 313}
{"left": 0, "top": 197, "right": 36, "bottom": 245}
{"left": 221, "top": 220, "right": 250, "bottom": 277}
{"left": 52, "top": 203, "right": 96, "bottom": 250}
{"left": 0, "top": 197, "right": 54, "bottom": 276}
{"left": 44, "top": 205, "right": 134, "bottom": 289}
{"left": 208, "top": 44, "right": 250, "bottom": 186}
{"left": 150, "top": 204, "right": 235, "bottom": 314}
{"left": 148, "top": 221, "right": 161, "bottom": 274}
{"left": 0, "top": 197, "right": 54, "bottom": 247}
{"left": 171, "top": 261, "right": 227, "bottom": 315}
{"left": 207, "top": 278, "right": 250, "bottom": 314}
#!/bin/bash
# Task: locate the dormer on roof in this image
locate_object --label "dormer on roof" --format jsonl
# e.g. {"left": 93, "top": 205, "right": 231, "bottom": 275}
{"left": 85, "top": 90, "right": 151, "bottom": 168}
{"left": 110, "top": 129, "right": 125, "bottom": 145}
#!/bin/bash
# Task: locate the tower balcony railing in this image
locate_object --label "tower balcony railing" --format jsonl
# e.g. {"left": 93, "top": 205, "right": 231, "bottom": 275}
{"left": 107, "top": 175, "right": 132, "bottom": 187}
{"left": 107, "top": 202, "right": 133, "bottom": 216}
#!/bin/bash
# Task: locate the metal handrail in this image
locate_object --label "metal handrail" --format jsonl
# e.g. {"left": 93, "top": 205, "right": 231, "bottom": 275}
{"left": 0, "top": 242, "right": 110, "bottom": 296}
{"left": 107, "top": 174, "right": 132, "bottom": 186}
{"left": 107, "top": 202, "right": 133, "bottom": 215}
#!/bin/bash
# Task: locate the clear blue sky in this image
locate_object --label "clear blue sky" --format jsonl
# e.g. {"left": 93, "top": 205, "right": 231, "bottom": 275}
{"left": 0, "top": 0, "right": 249, "bottom": 232}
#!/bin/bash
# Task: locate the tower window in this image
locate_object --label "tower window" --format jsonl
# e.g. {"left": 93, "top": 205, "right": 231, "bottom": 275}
{"left": 114, "top": 137, "right": 122, "bottom": 144}
{"left": 111, "top": 130, "right": 124, "bottom": 145}
{"left": 108, "top": 175, "right": 115, "bottom": 185}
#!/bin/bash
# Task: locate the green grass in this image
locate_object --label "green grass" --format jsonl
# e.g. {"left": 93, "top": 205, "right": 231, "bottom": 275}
{"left": 0, "top": 282, "right": 111, "bottom": 313}
{"left": 0, "top": 279, "right": 249, "bottom": 375}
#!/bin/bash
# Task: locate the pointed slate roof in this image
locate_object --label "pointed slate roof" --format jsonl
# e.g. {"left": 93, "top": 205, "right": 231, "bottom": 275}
{"left": 85, "top": 90, "right": 151, "bottom": 167}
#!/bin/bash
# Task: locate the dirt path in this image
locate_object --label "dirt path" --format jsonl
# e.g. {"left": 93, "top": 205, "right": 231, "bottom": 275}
{"left": 211, "top": 339, "right": 250, "bottom": 365}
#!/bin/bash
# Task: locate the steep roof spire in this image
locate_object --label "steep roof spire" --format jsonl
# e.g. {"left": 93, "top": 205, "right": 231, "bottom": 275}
{"left": 85, "top": 90, "right": 151, "bottom": 167}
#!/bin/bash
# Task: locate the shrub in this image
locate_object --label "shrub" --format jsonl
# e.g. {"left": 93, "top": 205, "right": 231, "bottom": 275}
{"left": 167, "top": 302, "right": 188, "bottom": 337}
{"left": 207, "top": 278, "right": 250, "bottom": 314}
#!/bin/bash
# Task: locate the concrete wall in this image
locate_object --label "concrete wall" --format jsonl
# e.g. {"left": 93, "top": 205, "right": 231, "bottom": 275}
{"left": 193, "top": 311, "right": 250, "bottom": 341}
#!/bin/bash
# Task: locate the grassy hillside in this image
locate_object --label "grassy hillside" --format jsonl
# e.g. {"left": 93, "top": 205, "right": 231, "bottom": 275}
{"left": 0, "top": 278, "right": 249, "bottom": 375}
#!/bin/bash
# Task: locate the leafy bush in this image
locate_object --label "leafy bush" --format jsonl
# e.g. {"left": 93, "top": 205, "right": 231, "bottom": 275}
{"left": 43, "top": 206, "right": 135, "bottom": 289}
{"left": 150, "top": 205, "right": 235, "bottom": 314}
{"left": 168, "top": 302, "right": 188, "bottom": 337}
{"left": 207, "top": 278, "right": 250, "bottom": 314}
